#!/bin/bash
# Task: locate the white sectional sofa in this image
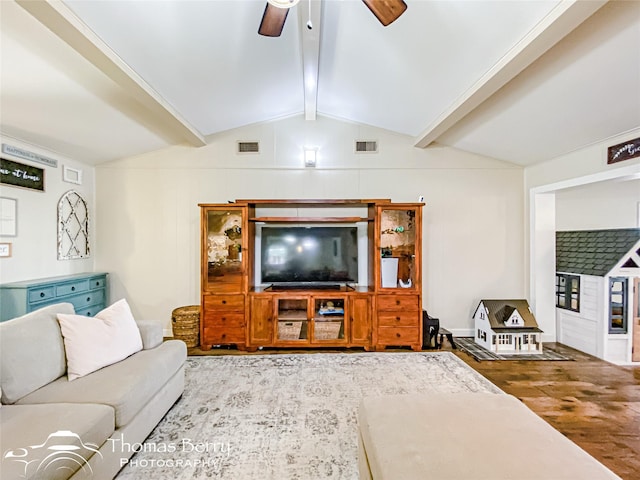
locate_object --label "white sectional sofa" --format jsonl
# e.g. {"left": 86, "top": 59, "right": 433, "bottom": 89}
{"left": 0, "top": 302, "right": 187, "bottom": 480}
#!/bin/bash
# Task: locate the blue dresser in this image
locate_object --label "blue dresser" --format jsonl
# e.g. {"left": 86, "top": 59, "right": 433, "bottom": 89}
{"left": 0, "top": 272, "right": 108, "bottom": 322}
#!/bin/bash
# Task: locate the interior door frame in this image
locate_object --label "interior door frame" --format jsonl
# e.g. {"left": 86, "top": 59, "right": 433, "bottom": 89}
{"left": 633, "top": 277, "right": 640, "bottom": 363}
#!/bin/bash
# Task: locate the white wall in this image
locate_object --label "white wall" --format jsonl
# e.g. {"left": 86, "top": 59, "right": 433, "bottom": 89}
{"left": 556, "top": 178, "right": 640, "bottom": 230}
{"left": 95, "top": 115, "right": 525, "bottom": 331}
{"left": 0, "top": 136, "right": 95, "bottom": 284}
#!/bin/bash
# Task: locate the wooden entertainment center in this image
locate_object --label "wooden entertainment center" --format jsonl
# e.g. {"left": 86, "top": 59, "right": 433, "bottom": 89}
{"left": 199, "top": 199, "right": 423, "bottom": 351}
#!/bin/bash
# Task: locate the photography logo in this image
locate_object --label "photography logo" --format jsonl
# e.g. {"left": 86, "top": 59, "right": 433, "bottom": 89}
{"left": 3, "top": 430, "right": 102, "bottom": 478}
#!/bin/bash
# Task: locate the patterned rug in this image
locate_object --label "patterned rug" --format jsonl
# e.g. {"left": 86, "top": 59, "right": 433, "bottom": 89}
{"left": 115, "top": 352, "right": 502, "bottom": 479}
{"left": 456, "top": 337, "right": 573, "bottom": 361}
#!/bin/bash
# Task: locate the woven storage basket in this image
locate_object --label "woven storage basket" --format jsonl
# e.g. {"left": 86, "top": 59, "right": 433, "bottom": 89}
{"left": 171, "top": 305, "right": 200, "bottom": 347}
{"left": 278, "top": 321, "right": 303, "bottom": 340}
{"left": 314, "top": 321, "right": 342, "bottom": 340}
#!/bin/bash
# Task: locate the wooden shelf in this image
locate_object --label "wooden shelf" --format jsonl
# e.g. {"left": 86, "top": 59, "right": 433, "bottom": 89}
{"left": 277, "top": 310, "right": 308, "bottom": 321}
{"left": 249, "top": 216, "right": 372, "bottom": 223}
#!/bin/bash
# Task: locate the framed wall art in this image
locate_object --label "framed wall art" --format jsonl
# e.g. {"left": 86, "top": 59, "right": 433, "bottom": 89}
{"left": 0, "top": 197, "right": 17, "bottom": 236}
{"left": 607, "top": 137, "right": 640, "bottom": 165}
{"left": 0, "top": 157, "right": 45, "bottom": 192}
{"left": 0, "top": 242, "right": 12, "bottom": 257}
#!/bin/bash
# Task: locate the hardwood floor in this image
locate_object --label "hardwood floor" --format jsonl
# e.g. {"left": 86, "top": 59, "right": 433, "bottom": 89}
{"left": 450, "top": 342, "right": 640, "bottom": 480}
{"left": 187, "top": 342, "right": 640, "bottom": 479}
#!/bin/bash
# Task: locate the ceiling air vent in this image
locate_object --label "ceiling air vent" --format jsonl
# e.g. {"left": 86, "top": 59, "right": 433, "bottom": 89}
{"left": 355, "top": 140, "right": 378, "bottom": 153}
{"left": 237, "top": 141, "right": 260, "bottom": 154}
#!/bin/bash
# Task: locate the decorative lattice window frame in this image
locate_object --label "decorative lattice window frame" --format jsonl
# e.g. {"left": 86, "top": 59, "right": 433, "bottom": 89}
{"left": 58, "top": 190, "right": 90, "bottom": 260}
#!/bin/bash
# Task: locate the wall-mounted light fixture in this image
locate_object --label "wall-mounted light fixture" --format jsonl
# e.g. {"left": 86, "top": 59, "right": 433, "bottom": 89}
{"left": 304, "top": 148, "right": 317, "bottom": 167}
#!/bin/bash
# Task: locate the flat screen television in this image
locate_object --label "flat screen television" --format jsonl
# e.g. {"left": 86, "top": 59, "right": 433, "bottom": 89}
{"left": 255, "top": 224, "right": 367, "bottom": 286}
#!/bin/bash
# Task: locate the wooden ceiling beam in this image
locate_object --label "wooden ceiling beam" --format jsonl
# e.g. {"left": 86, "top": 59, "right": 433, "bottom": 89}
{"left": 16, "top": 0, "right": 207, "bottom": 147}
{"left": 298, "top": 0, "right": 323, "bottom": 121}
{"left": 414, "top": 0, "right": 609, "bottom": 149}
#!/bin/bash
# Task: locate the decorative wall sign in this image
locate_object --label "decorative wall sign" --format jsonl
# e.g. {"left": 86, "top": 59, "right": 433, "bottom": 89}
{"left": 2, "top": 144, "right": 58, "bottom": 168}
{"left": 58, "top": 190, "right": 90, "bottom": 260}
{"left": 0, "top": 157, "right": 45, "bottom": 191}
{"left": 63, "top": 165, "right": 83, "bottom": 185}
{"left": 0, "top": 243, "right": 12, "bottom": 257}
{"left": 607, "top": 137, "right": 640, "bottom": 165}
{"left": 0, "top": 197, "right": 17, "bottom": 236}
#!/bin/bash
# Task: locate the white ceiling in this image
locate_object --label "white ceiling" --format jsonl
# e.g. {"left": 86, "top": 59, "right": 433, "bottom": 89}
{"left": 1, "top": 0, "right": 639, "bottom": 166}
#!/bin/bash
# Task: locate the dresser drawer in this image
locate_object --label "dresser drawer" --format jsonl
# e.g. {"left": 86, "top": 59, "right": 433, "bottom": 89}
{"left": 203, "top": 327, "right": 245, "bottom": 344}
{"left": 28, "top": 287, "right": 55, "bottom": 304}
{"left": 377, "top": 295, "right": 419, "bottom": 312}
{"left": 56, "top": 279, "right": 89, "bottom": 297}
{"left": 378, "top": 312, "right": 420, "bottom": 327}
{"left": 89, "top": 277, "right": 106, "bottom": 290}
{"left": 75, "top": 305, "right": 105, "bottom": 317}
{"left": 377, "top": 327, "right": 420, "bottom": 345}
{"left": 67, "top": 290, "right": 105, "bottom": 310}
{"left": 204, "top": 294, "right": 245, "bottom": 311}
{"left": 203, "top": 311, "right": 245, "bottom": 328}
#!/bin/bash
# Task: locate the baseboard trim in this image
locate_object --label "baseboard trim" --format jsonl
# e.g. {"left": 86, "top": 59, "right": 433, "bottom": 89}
{"left": 448, "top": 328, "right": 473, "bottom": 338}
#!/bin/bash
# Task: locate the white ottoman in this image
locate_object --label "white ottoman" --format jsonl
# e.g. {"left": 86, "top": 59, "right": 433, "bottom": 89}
{"left": 358, "top": 393, "right": 620, "bottom": 480}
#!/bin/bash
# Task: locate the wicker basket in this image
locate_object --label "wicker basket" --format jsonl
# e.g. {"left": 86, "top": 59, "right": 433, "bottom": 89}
{"left": 314, "top": 321, "right": 342, "bottom": 340}
{"left": 278, "top": 321, "right": 303, "bottom": 340}
{"left": 171, "top": 305, "right": 200, "bottom": 347}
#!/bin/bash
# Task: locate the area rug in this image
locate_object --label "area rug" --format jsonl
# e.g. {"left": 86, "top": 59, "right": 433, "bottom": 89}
{"left": 456, "top": 337, "right": 573, "bottom": 361}
{"left": 115, "top": 352, "right": 501, "bottom": 479}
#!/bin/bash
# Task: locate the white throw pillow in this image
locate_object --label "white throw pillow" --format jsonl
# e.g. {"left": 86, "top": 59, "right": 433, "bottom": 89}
{"left": 57, "top": 299, "right": 143, "bottom": 381}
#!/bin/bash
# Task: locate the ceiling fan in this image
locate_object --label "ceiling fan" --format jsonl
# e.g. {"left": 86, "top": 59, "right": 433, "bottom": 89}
{"left": 258, "top": 0, "right": 408, "bottom": 37}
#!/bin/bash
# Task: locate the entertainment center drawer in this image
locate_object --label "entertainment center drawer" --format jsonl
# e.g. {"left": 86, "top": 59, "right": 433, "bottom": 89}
{"left": 202, "top": 311, "right": 245, "bottom": 328}
{"left": 378, "top": 312, "right": 420, "bottom": 327}
{"left": 377, "top": 327, "right": 419, "bottom": 344}
{"left": 203, "top": 327, "right": 246, "bottom": 344}
{"left": 204, "top": 294, "right": 245, "bottom": 311}
{"left": 377, "top": 295, "right": 419, "bottom": 312}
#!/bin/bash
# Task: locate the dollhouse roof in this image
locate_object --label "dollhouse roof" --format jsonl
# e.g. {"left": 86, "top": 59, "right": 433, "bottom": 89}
{"left": 556, "top": 229, "right": 640, "bottom": 277}
{"left": 475, "top": 299, "right": 542, "bottom": 333}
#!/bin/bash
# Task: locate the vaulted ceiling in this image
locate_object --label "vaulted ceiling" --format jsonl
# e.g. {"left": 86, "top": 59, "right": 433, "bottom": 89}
{"left": 1, "top": 0, "right": 639, "bottom": 166}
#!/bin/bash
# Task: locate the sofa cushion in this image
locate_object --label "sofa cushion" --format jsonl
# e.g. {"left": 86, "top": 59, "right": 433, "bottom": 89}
{"left": 57, "top": 299, "right": 143, "bottom": 381}
{"left": 16, "top": 340, "right": 186, "bottom": 428}
{"left": 1, "top": 403, "right": 114, "bottom": 480}
{"left": 136, "top": 319, "right": 164, "bottom": 349}
{"left": 0, "top": 303, "right": 74, "bottom": 404}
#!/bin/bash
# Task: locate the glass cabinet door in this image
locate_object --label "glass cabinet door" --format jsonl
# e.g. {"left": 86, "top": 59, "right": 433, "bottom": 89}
{"left": 276, "top": 298, "right": 309, "bottom": 342}
{"left": 204, "top": 208, "right": 244, "bottom": 291}
{"left": 313, "top": 297, "right": 346, "bottom": 342}
{"left": 379, "top": 207, "right": 418, "bottom": 290}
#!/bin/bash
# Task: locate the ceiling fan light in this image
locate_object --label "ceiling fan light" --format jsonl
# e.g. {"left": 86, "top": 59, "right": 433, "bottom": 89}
{"left": 267, "top": 0, "right": 300, "bottom": 9}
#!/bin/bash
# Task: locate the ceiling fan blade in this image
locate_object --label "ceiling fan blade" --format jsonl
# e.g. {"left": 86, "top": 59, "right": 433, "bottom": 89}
{"left": 362, "top": 0, "right": 407, "bottom": 26}
{"left": 258, "top": 3, "right": 290, "bottom": 37}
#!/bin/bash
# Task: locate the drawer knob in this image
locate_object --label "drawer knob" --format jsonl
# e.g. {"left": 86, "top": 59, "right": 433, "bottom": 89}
{"left": 95, "top": 281, "right": 100, "bottom": 286}
{"left": 396, "top": 316, "right": 400, "bottom": 321}
{"left": 40, "top": 292, "right": 45, "bottom": 298}
{"left": 222, "top": 317, "right": 226, "bottom": 321}
{"left": 222, "top": 300, "right": 227, "bottom": 304}
{"left": 396, "top": 333, "right": 401, "bottom": 338}
{"left": 71, "top": 286, "right": 76, "bottom": 291}
{"left": 396, "top": 300, "right": 400, "bottom": 305}
{"left": 86, "top": 297, "right": 91, "bottom": 302}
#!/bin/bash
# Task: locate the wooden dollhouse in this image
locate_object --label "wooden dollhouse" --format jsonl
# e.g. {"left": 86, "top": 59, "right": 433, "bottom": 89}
{"left": 473, "top": 299, "right": 543, "bottom": 354}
